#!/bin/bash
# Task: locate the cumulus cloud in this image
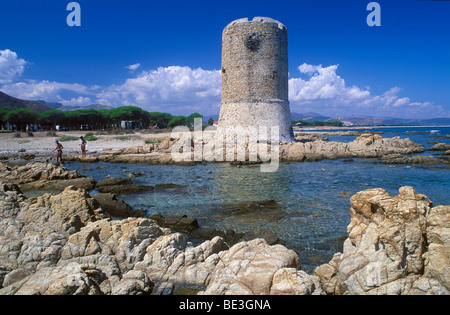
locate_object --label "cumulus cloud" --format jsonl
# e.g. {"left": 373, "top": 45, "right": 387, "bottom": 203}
{"left": 0, "top": 49, "right": 27, "bottom": 84}
{"left": 290, "top": 63, "right": 370, "bottom": 102}
{"left": 288, "top": 63, "right": 449, "bottom": 119}
{"left": 97, "top": 66, "right": 222, "bottom": 114}
{"left": 298, "top": 63, "right": 323, "bottom": 75}
{"left": 60, "top": 96, "right": 94, "bottom": 107}
{"left": 1, "top": 80, "right": 96, "bottom": 102}
{"left": 126, "top": 63, "right": 141, "bottom": 71}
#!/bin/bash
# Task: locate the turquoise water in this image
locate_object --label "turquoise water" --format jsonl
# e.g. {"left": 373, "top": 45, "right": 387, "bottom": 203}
{"left": 66, "top": 127, "right": 449, "bottom": 273}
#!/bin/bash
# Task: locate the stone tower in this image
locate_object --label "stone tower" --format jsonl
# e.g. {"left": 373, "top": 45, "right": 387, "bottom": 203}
{"left": 216, "top": 17, "right": 294, "bottom": 143}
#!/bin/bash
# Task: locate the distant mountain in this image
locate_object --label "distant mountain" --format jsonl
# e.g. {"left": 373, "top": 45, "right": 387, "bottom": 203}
{"left": 0, "top": 91, "right": 54, "bottom": 113}
{"left": 329, "top": 116, "right": 450, "bottom": 126}
{"left": 38, "top": 100, "right": 114, "bottom": 111}
{"left": 291, "top": 112, "right": 331, "bottom": 122}
{"left": 54, "top": 104, "right": 115, "bottom": 111}
{"left": 38, "top": 100, "right": 64, "bottom": 109}
{"left": 420, "top": 118, "right": 450, "bottom": 126}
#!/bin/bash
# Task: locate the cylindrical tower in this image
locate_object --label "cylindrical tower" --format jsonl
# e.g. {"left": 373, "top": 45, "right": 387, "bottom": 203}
{"left": 216, "top": 17, "right": 294, "bottom": 143}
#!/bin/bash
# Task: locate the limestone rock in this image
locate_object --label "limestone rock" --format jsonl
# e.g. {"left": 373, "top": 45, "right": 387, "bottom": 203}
{"left": 270, "top": 268, "right": 323, "bottom": 295}
{"left": 280, "top": 135, "right": 424, "bottom": 162}
{"left": 111, "top": 270, "right": 153, "bottom": 295}
{"left": 200, "top": 239, "right": 300, "bottom": 295}
{"left": 423, "top": 205, "right": 450, "bottom": 292}
{"left": 0, "top": 162, "right": 96, "bottom": 192}
{"left": 1, "top": 179, "right": 448, "bottom": 295}
{"left": 315, "top": 186, "right": 450, "bottom": 295}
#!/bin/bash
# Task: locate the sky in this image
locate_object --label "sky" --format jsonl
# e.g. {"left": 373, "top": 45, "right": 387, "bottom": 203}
{"left": 0, "top": 0, "right": 449, "bottom": 119}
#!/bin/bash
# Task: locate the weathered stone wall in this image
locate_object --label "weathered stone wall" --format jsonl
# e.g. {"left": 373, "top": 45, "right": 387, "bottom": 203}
{"left": 217, "top": 17, "right": 294, "bottom": 143}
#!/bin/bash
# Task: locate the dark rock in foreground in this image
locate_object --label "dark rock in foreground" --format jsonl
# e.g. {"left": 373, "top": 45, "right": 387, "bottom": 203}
{"left": 0, "top": 163, "right": 448, "bottom": 295}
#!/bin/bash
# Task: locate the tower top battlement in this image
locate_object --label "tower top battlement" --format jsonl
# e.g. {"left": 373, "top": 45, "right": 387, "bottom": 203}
{"left": 224, "top": 17, "right": 286, "bottom": 31}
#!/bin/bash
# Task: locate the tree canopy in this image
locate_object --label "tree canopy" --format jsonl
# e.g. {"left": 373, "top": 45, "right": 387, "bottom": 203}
{"left": 0, "top": 105, "right": 205, "bottom": 131}
{"left": 4, "top": 108, "right": 38, "bottom": 131}
{"left": 292, "top": 119, "right": 344, "bottom": 127}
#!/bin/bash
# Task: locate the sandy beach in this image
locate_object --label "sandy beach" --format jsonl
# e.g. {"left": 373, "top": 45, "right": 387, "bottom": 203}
{"left": 0, "top": 131, "right": 171, "bottom": 157}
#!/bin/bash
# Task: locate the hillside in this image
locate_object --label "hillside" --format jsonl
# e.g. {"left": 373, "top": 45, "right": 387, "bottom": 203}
{"left": 38, "top": 100, "right": 114, "bottom": 111}
{"left": 0, "top": 91, "right": 54, "bottom": 113}
{"left": 289, "top": 112, "right": 450, "bottom": 126}
{"left": 57, "top": 104, "right": 114, "bottom": 111}
{"left": 328, "top": 115, "right": 450, "bottom": 126}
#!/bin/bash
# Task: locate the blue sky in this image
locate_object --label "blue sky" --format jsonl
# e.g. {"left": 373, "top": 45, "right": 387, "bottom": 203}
{"left": 0, "top": 0, "right": 449, "bottom": 119}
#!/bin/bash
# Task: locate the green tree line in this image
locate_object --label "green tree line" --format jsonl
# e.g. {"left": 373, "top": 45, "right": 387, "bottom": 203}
{"left": 0, "top": 106, "right": 204, "bottom": 131}
{"left": 292, "top": 119, "right": 344, "bottom": 127}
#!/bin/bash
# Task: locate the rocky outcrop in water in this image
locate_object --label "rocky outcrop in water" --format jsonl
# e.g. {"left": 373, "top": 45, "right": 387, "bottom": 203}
{"left": 0, "top": 179, "right": 448, "bottom": 295}
{"left": 314, "top": 187, "right": 449, "bottom": 295}
{"left": 61, "top": 134, "right": 425, "bottom": 164}
{"left": 0, "top": 162, "right": 96, "bottom": 192}
{"left": 281, "top": 133, "right": 424, "bottom": 162}
{"left": 428, "top": 143, "right": 450, "bottom": 152}
{"left": 379, "top": 154, "right": 449, "bottom": 165}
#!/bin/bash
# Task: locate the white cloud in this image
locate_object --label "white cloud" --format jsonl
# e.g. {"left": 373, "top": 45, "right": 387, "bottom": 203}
{"left": 288, "top": 64, "right": 449, "bottom": 119}
{"left": 60, "top": 96, "right": 94, "bottom": 107}
{"left": 290, "top": 64, "right": 369, "bottom": 102}
{"left": 97, "top": 66, "right": 222, "bottom": 114}
{"left": 298, "top": 63, "right": 322, "bottom": 75}
{"left": 126, "top": 63, "right": 141, "bottom": 71}
{"left": 1, "top": 80, "right": 95, "bottom": 101}
{"left": 0, "top": 49, "right": 27, "bottom": 84}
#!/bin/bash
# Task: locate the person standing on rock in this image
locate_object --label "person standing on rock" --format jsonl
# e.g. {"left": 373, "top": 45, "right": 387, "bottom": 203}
{"left": 53, "top": 140, "right": 64, "bottom": 165}
{"left": 80, "top": 136, "right": 87, "bottom": 158}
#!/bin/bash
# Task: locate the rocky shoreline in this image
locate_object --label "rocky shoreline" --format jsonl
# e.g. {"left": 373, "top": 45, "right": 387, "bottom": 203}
{"left": 64, "top": 133, "right": 448, "bottom": 166}
{"left": 2, "top": 131, "right": 449, "bottom": 167}
{"left": 0, "top": 162, "right": 448, "bottom": 295}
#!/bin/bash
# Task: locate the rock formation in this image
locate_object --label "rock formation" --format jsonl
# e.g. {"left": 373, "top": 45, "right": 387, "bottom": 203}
{"left": 60, "top": 133, "right": 426, "bottom": 165}
{"left": 0, "top": 162, "right": 96, "bottom": 192}
{"left": 280, "top": 133, "right": 424, "bottom": 162}
{"left": 0, "top": 166, "right": 448, "bottom": 295}
{"left": 314, "top": 187, "right": 449, "bottom": 295}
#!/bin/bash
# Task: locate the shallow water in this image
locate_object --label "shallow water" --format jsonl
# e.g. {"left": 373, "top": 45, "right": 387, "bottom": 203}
{"left": 65, "top": 126, "right": 450, "bottom": 273}
{"left": 308, "top": 126, "right": 450, "bottom": 148}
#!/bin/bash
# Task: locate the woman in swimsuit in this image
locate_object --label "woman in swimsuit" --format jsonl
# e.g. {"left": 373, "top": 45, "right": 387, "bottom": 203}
{"left": 80, "top": 136, "right": 87, "bottom": 158}
{"left": 53, "top": 140, "right": 64, "bottom": 164}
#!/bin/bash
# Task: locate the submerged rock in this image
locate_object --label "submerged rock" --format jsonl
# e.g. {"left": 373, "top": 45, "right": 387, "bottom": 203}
{"left": 428, "top": 143, "right": 450, "bottom": 151}
{"left": 93, "top": 193, "right": 133, "bottom": 218}
{"left": 96, "top": 177, "right": 186, "bottom": 196}
{"left": 379, "top": 154, "right": 448, "bottom": 165}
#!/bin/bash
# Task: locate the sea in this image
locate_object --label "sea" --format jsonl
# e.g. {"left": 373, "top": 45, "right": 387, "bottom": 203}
{"left": 63, "top": 126, "right": 450, "bottom": 273}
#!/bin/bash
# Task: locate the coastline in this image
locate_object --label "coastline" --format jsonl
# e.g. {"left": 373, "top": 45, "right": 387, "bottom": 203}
{"left": 1, "top": 126, "right": 448, "bottom": 154}
{"left": 2, "top": 127, "right": 449, "bottom": 167}
{"left": 0, "top": 126, "right": 448, "bottom": 295}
